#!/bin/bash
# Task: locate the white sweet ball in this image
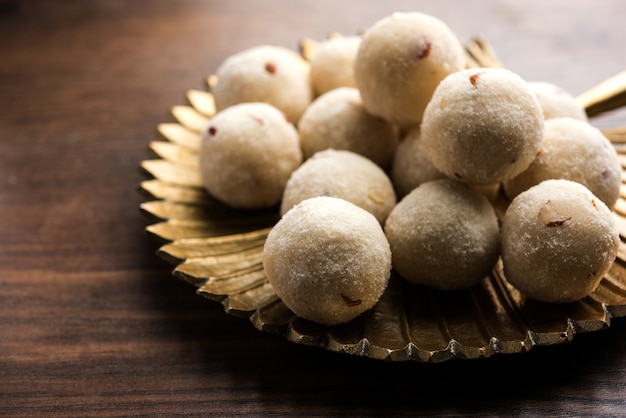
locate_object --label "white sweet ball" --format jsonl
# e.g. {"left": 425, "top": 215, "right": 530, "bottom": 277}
{"left": 264, "top": 196, "right": 392, "bottom": 325}
{"left": 421, "top": 68, "right": 544, "bottom": 185}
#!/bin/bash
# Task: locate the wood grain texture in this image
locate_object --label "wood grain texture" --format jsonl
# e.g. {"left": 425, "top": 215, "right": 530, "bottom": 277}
{"left": 1, "top": 0, "right": 626, "bottom": 415}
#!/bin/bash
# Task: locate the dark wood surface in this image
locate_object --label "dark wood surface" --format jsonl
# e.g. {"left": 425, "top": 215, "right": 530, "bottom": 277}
{"left": 2, "top": 0, "right": 626, "bottom": 415}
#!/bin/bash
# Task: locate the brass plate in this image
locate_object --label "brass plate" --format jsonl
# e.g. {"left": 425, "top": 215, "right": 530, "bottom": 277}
{"left": 140, "top": 41, "right": 626, "bottom": 363}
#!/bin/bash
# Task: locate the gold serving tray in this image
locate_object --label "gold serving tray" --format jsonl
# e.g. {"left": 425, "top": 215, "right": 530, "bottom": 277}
{"left": 140, "top": 39, "right": 626, "bottom": 362}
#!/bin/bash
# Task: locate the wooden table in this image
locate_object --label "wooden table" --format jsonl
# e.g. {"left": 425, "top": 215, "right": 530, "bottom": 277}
{"left": 2, "top": 0, "right": 626, "bottom": 415}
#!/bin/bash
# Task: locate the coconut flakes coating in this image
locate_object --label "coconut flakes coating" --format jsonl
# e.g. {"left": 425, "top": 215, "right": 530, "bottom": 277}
{"left": 503, "top": 117, "right": 622, "bottom": 209}
{"left": 529, "top": 81, "right": 588, "bottom": 121}
{"left": 390, "top": 127, "right": 445, "bottom": 199}
{"left": 212, "top": 45, "right": 313, "bottom": 123}
{"left": 280, "top": 149, "right": 396, "bottom": 224}
{"left": 354, "top": 12, "right": 466, "bottom": 128}
{"left": 421, "top": 67, "right": 544, "bottom": 185}
{"left": 199, "top": 102, "right": 302, "bottom": 209}
{"left": 264, "top": 196, "right": 392, "bottom": 326}
{"left": 384, "top": 179, "right": 500, "bottom": 290}
{"left": 298, "top": 87, "right": 398, "bottom": 167}
{"left": 310, "top": 36, "right": 361, "bottom": 96}
{"left": 501, "top": 179, "right": 619, "bottom": 303}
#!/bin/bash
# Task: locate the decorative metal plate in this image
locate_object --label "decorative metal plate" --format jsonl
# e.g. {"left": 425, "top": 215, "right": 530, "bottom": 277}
{"left": 140, "top": 39, "right": 626, "bottom": 362}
